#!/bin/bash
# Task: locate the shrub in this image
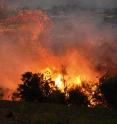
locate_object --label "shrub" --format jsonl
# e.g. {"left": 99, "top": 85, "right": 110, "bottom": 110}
{"left": 68, "top": 88, "right": 88, "bottom": 106}
{"left": 48, "top": 89, "right": 65, "bottom": 104}
{"left": 99, "top": 75, "right": 117, "bottom": 108}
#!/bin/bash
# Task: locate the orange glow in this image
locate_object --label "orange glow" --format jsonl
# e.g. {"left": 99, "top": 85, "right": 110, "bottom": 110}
{"left": 0, "top": 9, "right": 106, "bottom": 104}
{"left": 55, "top": 74, "right": 64, "bottom": 91}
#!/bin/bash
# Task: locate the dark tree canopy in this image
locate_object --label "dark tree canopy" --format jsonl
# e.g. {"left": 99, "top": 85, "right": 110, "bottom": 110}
{"left": 99, "top": 75, "right": 117, "bottom": 108}
{"left": 12, "top": 72, "right": 45, "bottom": 101}
{"left": 12, "top": 71, "right": 91, "bottom": 106}
{"left": 48, "top": 89, "right": 65, "bottom": 103}
{"left": 0, "top": 88, "right": 4, "bottom": 100}
{"left": 12, "top": 72, "right": 65, "bottom": 103}
{"left": 68, "top": 87, "right": 88, "bottom": 106}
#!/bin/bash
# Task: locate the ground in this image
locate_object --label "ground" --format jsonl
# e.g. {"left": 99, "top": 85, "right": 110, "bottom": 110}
{"left": 0, "top": 100, "right": 117, "bottom": 124}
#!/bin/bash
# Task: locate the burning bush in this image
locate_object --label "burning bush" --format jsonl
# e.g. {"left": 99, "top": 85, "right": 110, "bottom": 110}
{"left": 99, "top": 75, "right": 117, "bottom": 108}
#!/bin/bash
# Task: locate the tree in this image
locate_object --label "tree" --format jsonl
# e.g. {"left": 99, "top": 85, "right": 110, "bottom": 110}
{"left": 99, "top": 75, "right": 117, "bottom": 108}
{"left": 12, "top": 72, "right": 44, "bottom": 102}
{"left": 42, "top": 80, "right": 55, "bottom": 101}
{"left": 48, "top": 89, "right": 65, "bottom": 103}
{"left": 0, "top": 88, "right": 4, "bottom": 100}
{"left": 68, "top": 87, "right": 88, "bottom": 106}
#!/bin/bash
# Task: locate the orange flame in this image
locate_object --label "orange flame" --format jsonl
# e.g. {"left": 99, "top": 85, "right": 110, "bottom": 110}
{"left": 55, "top": 74, "right": 64, "bottom": 90}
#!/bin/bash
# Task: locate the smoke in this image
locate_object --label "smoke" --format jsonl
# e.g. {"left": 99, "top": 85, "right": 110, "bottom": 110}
{"left": 45, "top": 14, "right": 117, "bottom": 67}
{"left": 0, "top": 1, "right": 117, "bottom": 99}
{"left": 0, "top": 0, "right": 18, "bottom": 19}
{"left": 0, "top": 10, "right": 52, "bottom": 89}
{"left": 4, "top": 0, "right": 117, "bottom": 10}
{"left": 77, "top": 0, "right": 117, "bottom": 10}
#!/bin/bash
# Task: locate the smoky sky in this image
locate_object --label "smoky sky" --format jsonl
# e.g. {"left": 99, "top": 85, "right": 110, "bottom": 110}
{"left": 4, "top": 0, "right": 117, "bottom": 10}
{"left": 0, "top": 0, "right": 117, "bottom": 91}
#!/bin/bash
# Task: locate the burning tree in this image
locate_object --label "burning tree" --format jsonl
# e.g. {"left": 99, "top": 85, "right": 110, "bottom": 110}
{"left": 12, "top": 71, "right": 65, "bottom": 103}
{"left": 12, "top": 66, "right": 103, "bottom": 107}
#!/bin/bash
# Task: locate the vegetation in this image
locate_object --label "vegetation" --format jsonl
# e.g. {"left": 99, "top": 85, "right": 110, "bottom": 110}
{"left": 12, "top": 72, "right": 90, "bottom": 106}
{"left": 12, "top": 71, "right": 117, "bottom": 109}
{"left": 99, "top": 75, "right": 117, "bottom": 109}
{"left": 12, "top": 72, "right": 45, "bottom": 102}
{"left": 68, "top": 87, "right": 88, "bottom": 106}
{"left": 12, "top": 72, "right": 66, "bottom": 103}
{"left": 0, "top": 88, "right": 4, "bottom": 100}
{"left": 48, "top": 89, "right": 65, "bottom": 103}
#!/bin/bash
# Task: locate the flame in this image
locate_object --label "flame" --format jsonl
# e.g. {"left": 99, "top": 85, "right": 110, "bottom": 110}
{"left": 55, "top": 74, "right": 64, "bottom": 91}
{"left": 42, "top": 68, "right": 90, "bottom": 91}
{"left": 42, "top": 67, "right": 52, "bottom": 80}
{"left": 0, "top": 9, "right": 105, "bottom": 105}
{"left": 76, "top": 76, "right": 81, "bottom": 85}
{"left": 41, "top": 67, "right": 102, "bottom": 106}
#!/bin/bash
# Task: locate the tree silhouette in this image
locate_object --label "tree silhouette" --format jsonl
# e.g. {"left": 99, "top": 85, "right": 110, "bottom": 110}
{"left": 42, "top": 80, "right": 55, "bottom": 101}
{"left": 68, "top": 87, "right": 88, "bottom": 106}
{"left": 12, "top": 72, "right": 45, "bottom": 102}
{"left": 12, "top": 72, "right": 64, "bottom": 103}
{"left": 0, "top": 88, "right": 4, "bottom": 100}
{"left": 99, "top": 75, "right": 117, "bottom": 108}
{"left": 48, "top": 89, "right": 65, "bottom": 103}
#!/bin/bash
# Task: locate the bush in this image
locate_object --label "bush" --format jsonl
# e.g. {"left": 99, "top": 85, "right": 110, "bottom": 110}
{"left": 99, "top": 75, "right": 117, "bottom": 108}
{"left": 0, "top": 88, "right": 4, "bottom": 100}
{"left": 48, "top": 89, "right": 65, "bottom": 104}
{"left": 68, "top": 88, "right": 88, "bottom": 106}
{"left": 12, "top": 72, "right": 45, "bottom": 102}
{"left": 12, "top": 72, "right": 65, "bottom": 103}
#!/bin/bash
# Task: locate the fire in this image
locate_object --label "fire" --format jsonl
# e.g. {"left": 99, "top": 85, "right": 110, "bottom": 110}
{"left": 42, "top": 67, "right": 52, "bottom": 80}
{"left": 55, "top": 74, "right": 82, "bottom": 91}
{"left": 0, "top": 9, "right": 104, "bottom": 105}
{"left": 41, "top": 67, "right": 84, "bottom": 91}
{"left": 41, "top": 67, "right": 101, "bottom": 106}
{"left": 76, "top": 76, "right": 82, "bottom": 85}
{"left": 55, "top": 74, "right": 64, "bottom": 91}
{"left": 42, "top": 67, "right": 91, "bottom": 90}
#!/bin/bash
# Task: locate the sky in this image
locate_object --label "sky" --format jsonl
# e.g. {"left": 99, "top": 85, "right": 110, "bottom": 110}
{"left": 4, "top": 0, "right": 117, "bottom": 10}
{"left": 0, "top": 0, "right": 117, "bottom": 96}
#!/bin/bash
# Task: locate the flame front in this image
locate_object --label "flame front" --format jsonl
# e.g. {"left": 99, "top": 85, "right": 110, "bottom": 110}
{"left": 42, "top": 67, "right": 96, "bottom": 90}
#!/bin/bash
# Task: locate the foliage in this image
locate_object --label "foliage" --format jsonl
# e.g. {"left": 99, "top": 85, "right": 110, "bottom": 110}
{"left": 99, "top": 74, "right": 117, "bottom": 108}
{"left": 0, "top": 88, "right": 4, "bottom": 100}
{"left": 12, "top": 72, "right": 45, "bottom": 102}
{"left": 48, "top": 89, "right": 65, "bottom": 103}
{"left": 12, "top": 72, "right": 65, "bottom": 103}
{"left": 68, "top": 87, "right": 88, "bottom": 106}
